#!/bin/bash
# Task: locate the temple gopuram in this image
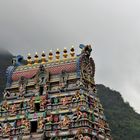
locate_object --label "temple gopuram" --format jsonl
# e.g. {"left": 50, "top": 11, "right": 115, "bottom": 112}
{"left": 0, "top": 45, "right": 112, "bottom": 140}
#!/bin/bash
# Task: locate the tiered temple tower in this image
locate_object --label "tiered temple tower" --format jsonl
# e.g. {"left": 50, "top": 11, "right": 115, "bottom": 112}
{"left": 0, "top": 45, "right": 112, "bottom": 140}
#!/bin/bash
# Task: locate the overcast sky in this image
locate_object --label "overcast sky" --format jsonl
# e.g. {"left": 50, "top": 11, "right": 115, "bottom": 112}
{"left": 0, "top": 0, "right": 140, "bottom": 113}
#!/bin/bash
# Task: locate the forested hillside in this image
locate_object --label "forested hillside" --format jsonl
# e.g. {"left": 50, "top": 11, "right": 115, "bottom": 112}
{"left": 97, "top": 84, "right": 140, "bottom": 140}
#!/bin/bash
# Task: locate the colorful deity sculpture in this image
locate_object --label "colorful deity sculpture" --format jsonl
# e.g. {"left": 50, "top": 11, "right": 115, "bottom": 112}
{"left": 29, "top": 97, "right": 34, "bottom": 110}
{"left": 38, "top": 117, "right": 44, "bottom": 130}
{"left": 72, "top": 91, "right": 81, "bottom": 102}
{"left": 10, "top": 104, "right": 16, "bottom": 114}
{"left": 62, "top": 96, "right": 68, "bottom": 106}
{"left": 3, "top": 90, "right": 10, "bottom": 98}
{"left": 20, "top": 118, "right": 30, "bottom": 132}
{"left": 25, "top": 119, "right": 30, "bottom": 130}
{"left": 2, "top": 100, "right": 9, "bottom": 111}
{"left": 72, "top": 106, "right": 83, "bottom": 121}
{"left": 46, "top": 114, "right": 53, "bottom": 123}
{"left": 35, "top": 64, "right": 50, "bottom": 95}
{"left": 40, "top": 96, "right": 46, "bottom": 109}
{"left": 59, "top": 70, "right": 69, "bottom": 90}
{"left": 18, "top": 76, "right": 27, "bottom": 96}
{"left": 74, "top": 128, "right": 84, "bottom": 140}
{"left": 59, "top": 115, "right": 70, "bottom": 128}
{"left": 3, "top": 123, "right": 11, "bottom": 135}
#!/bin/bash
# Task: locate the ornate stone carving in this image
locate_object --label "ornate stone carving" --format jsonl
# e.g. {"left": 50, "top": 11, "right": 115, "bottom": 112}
{"left": 59, "top": 70, "right": 69, "bottom": 90}
{"left": 38, "top": 117, "right": 44, "bottom": 130}
{"left": 59, "top": 115, "right": 70, "bottom": 128}
{"left": 35, "top": 64, "right": 50, "bottom": 94}
{"left": 2, "top": 100, "right": 9, "bottom": 111}
{"left": 3, "top": 90, "right": 10, "bottom": 98}
{"left": 18, "top": 76, "right": 28, "bottom": 96}
{"left": 35, "top": 65, "right": 49, "bottom": 85}
{"left": 80, "top": 45, "right": 96, "bottom": 91}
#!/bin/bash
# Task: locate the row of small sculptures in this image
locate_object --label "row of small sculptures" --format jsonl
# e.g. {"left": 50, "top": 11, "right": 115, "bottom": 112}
{"left": 1, "top": 118, "right": 44, "bottom": 135}
{"left": 1, "top": 107, "right": 105, "bottom": 136}
{"left": 4, "top": 73, "right": 96, "bottom": 99}
{"left": 1, "top": 118, "right": 30, "bottom": 135}
{"left": 43, "top": 106, "right": 105, "bottom": 129}
{"left": 1, "top": 124, "right": 92, "bottom": 140}
{"left": 1, "top": 91, "right": 98, "bottom": 114}
{"left": 1, "top": 95, "right": 47, "bottom": 113}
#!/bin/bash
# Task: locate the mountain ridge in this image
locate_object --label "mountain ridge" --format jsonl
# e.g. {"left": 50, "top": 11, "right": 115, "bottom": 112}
{"left": 97, "top": 84, "right": 140, "bottom": 140}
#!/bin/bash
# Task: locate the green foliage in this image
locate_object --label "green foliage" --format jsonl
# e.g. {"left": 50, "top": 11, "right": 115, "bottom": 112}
{"left": 97, "top": 84, "right": 140, "bottom": 140}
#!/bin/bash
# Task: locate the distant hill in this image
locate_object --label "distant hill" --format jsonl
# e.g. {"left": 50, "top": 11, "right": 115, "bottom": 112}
{"left": 0, "top": 51, "right": 140, "bottom": 140}
{"left": 0, "top": 49, "right": 13, "bottom": 100}
{"left": 97, "top": 84, "right": 140, "bottom": 140}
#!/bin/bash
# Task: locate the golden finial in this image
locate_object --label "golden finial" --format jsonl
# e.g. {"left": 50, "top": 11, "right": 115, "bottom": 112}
{"left": 55, "top": 48, "right": 60, "bottom": 61}
{"left": 34, "top": 52, "right": 39, "bottom": 64}
{"left": 70, "top": 46, "right": 75, "bottom": 58}
{"left": 41, "top": 51, "right": 46, "bottom": 64}
{"left": 63, "top": 48, "right": 68, "bottom": 60}
{"left": 48, "top": 50, "right": 53, "bottom": 62}
{"left": 27, "top": 53, "right": 32, "bottom": 65}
